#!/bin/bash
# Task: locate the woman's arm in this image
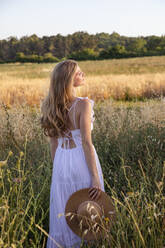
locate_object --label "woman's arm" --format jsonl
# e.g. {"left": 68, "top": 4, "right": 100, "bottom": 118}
{"left": 49, "top": 136, "right": 58, "bottom": 162}
{"left": 79, "top": 98, "right": 102, "bottom": 200}
{"left": 79, "top": 99, "right": 99, "bottom": 179}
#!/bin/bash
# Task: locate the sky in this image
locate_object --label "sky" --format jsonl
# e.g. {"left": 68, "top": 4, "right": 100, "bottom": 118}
{"left": 0, "top": 0, "right": 165, "bottom": 40}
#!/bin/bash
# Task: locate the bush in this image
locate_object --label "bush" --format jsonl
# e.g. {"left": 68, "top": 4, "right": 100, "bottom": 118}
{"left": 68, "top": 48, "right": 99, "bottom": 60}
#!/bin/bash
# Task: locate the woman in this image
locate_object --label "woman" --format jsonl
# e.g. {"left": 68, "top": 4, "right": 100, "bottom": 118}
{"left": 40, "top": 59, "right": 105, "bottom": 248}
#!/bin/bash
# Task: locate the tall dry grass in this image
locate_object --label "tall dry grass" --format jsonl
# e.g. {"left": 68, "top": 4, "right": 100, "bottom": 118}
{"left": 0, "top": 99, "right": 165, "bottom": 247}
{"left": 1, "top": 56, "right": 165, "bottom": 107}
{"left": 1, "top": 72, "right": 165, "bottom": 107}
{"left": 0, "top": 57, "right": 165, "bottom": 247}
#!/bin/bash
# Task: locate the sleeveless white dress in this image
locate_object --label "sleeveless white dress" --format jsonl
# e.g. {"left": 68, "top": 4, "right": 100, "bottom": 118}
{"left": 46, "top": 97, "right": 105, "bottom": 248}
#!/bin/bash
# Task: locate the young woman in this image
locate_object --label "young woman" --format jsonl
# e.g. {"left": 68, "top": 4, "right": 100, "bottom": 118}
{"left": 40, "top": 59, "right": 105, "bottom": 248}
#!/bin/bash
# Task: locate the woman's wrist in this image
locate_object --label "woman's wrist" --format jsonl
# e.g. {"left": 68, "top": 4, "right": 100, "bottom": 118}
{"left": 91, "top": 172, "right": 99, "bottom": 179}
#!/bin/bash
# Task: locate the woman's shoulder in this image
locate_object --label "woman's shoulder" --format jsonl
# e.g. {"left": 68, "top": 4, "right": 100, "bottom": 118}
{"left": 77, "top": 96, "right": 94, "bottom": 105}
{"left": 77, "top": 97, "right": 94, "bottom": 111}
{"left": 77, "top": 97, "right": 95, "bottom": 122}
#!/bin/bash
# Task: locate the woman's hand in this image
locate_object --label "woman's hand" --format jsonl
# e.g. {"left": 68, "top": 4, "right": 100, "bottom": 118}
{"left": 88, "top": 176, "right": 102, "bottom": 200}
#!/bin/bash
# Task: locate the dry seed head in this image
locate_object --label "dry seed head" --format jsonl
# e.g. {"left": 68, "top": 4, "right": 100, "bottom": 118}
{"left": 83, "top": 229, "right": 89, "bottom": 235}
{"left": 93, "top": 222, "right": 98, "bottom": 229}
{"left": 69, "top": 213, "right": 75, "bottom": 221}
{"left": 95, "top": 225, "right": 100, "bottom": 233}
{"left": 108, "top": 211, "right": 115, "bottom": 214}
{"left": 91, "top": 214, "right": 98, "bottom": 221}
{"left": 87, "top": 202, "right": 91, "bottom": 211}
{"left": 65, "top": 212, "right": 72, "bottom": 217}
{"left": 79, "top": 219, "right": 83, "bottom": 230}
{"left": 11, "top": 244, "right": 17, "bottom": 248}
{"left": 89, "top": 206, "right": 95, "bottom": 212}
{"left": 0, "top": 160, "right": 7, "bottom": 167}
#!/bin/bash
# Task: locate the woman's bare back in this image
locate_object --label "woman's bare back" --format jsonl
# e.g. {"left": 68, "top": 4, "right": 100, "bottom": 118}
{"left": 61, "top": 98, "right": 81, "bottom": 148}
{"left": 67, "top": 98, "right": 81, "bottom": 130}
{"left": 61, "top": 97, "right": 92, "bottom": 149}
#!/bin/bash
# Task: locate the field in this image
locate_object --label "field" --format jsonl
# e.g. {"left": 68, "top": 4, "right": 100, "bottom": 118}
{"left": 0, "top": 56, "right": 165, "bottom": 247}
{"left": 0, "top": 56, "right": 165, "bottom": 107}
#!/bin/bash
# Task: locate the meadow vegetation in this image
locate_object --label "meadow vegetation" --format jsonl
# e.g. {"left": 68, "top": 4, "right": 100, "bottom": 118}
{"left": 0, "top": 56, "right": 165, "bottom": 107}
{"left": 0, "top": 57, "right": 165, "bottom": 247}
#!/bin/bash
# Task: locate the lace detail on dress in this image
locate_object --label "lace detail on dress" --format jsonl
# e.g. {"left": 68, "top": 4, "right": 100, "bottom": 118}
{"left": 90, "top": 99, "right": 95, "bottom": 123}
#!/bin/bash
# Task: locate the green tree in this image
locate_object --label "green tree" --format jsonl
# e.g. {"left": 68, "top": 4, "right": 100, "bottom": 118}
{"left": 146, "top": 36, "right": 162, "bottom": 51}
{"left": 108, "top": 44, "right": 126, "bottom": 56}
{"left": 127, "top": 38, "right": 147, "bottom": 52}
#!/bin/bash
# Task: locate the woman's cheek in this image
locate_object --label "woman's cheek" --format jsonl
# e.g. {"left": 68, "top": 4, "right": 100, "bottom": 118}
{"left": 73, "top": 80, "right": 80, "bottom": 87}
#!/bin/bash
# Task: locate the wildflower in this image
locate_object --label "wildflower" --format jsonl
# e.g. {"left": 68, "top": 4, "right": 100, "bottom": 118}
{"left": 57, "top": 213, "right": 64, "bottom": 218}
{"left": 20, "top": 151, "right": 24, "bottom": 157}
{"left": 147, "top": 203, "right": 152, "bottom": 209}
{"left": 8, "top": 151, "right": 13, "bottom": 156}
{"left": 104, "top": 217, "right": 110, "bottom": 226}
{"left": 104, "top": 217, "right": 110, "bottom": 222}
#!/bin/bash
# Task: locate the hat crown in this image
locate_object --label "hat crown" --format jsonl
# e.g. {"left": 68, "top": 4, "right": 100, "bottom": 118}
{"left": 77, "top": 200, "right": 102, "bottom": 229}
{"left": 65, "top": 187, "right": 115, "bottom": 241}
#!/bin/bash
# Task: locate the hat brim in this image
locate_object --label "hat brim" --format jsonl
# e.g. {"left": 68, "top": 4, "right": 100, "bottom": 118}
{"left": 65, "top": 187, "right": 116, "bottom": 241}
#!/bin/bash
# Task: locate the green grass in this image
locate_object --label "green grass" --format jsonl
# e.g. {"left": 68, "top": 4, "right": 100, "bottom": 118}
{"left": 1, "top": 55, "right": 165, "bottom": 79}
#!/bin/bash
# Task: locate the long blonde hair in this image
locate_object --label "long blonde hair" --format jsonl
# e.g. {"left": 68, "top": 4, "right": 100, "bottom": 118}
{"left": 40, "top": 59, "right": 78, "bottom": 138}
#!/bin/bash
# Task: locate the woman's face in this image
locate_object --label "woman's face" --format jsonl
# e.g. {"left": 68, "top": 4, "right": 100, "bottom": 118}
{"left": 73, "top": 65, "right": 85, "bottom": 87}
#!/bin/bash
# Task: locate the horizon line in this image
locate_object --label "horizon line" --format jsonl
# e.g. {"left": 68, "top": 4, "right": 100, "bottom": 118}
{"left": 1, "top": 30, "right": 165, "bottom": 41}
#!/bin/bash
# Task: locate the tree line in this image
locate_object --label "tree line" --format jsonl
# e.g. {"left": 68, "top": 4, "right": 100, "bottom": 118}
{"left": 0, "top": 31, "right": 165, "bottom": 63}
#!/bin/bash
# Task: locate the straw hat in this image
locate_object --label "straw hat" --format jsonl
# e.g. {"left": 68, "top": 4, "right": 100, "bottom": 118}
{"left": 65, "top": 187, "right": 116, "bottom": 241}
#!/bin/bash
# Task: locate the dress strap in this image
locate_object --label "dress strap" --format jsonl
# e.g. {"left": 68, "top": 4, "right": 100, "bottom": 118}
{"left": 73, "top": 98, "right": 81, "bottom": 129}
{"left": 62, "top": 98, "right": 80, "bottom": 139}
{"left": 68, "top": 98, "right": 79, "bottom": 112}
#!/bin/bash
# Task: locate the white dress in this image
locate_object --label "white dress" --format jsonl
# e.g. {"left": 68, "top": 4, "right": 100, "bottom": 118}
{"left": 46, "top": 97, "right": 105, "bottom": 248}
